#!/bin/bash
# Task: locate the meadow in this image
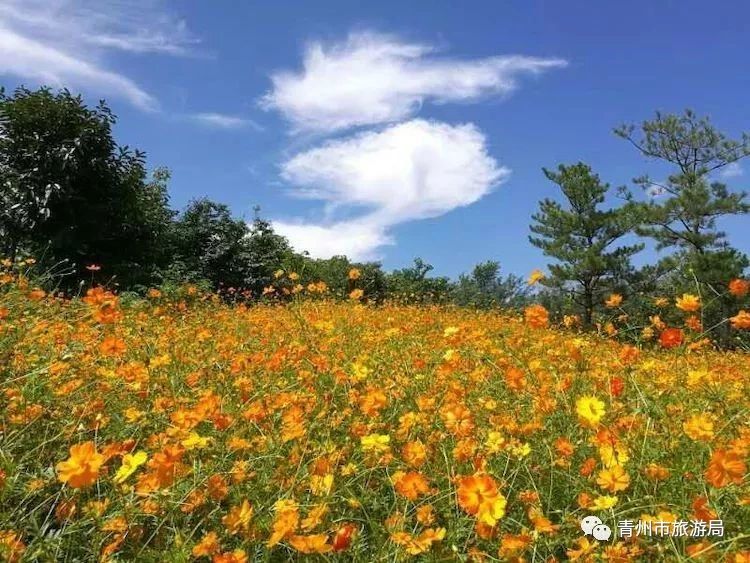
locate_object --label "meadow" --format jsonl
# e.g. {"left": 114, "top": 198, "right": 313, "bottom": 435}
{"left": 1, "top": 265, "right": 749, "bottom": 562}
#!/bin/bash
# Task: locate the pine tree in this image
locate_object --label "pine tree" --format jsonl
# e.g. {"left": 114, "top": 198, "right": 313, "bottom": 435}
{"left": 529, "top": 163, "right": 643, "bottom": 326}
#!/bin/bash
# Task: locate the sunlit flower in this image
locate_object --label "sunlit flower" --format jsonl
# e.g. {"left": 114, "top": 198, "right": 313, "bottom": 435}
{"left": 191, "top": 532, "right": 220, "bottom": 558}
{"left": 56, "top": 442, "right": 105, "bottom": 488}
{"left": 591, "top": 495, "right": 618, "bottom": 510}
{"left": 730, "top": 310, "right": 750, "bottom": 330}
{"left": 456, "top": 473, "right": 507, "bottom": 526}
{"left": 683, "top": 414, "right": 715, "bottom": 442}
{"left": 729, "top": 278, "right": 750, "bottom": 297}
{"left": 575, "top": 396, "right": 606, "bottom": 427}
{"left": 113, "top": 451, "right": 147, "bottom": 484}
{"left": 659, "top": 327, "right": 684, "bottom": 348}
{"left": 675, "top": 293, "right": 701, "bottom": 312}
{"left": 705, "top": 449, "right": 746, "bottom": 488}
{"left": 527, "top": 269, "right": 545, "bottom": 285}
{"left": 596, "top": 465, "right": 630, "bottom": 492}
{"left": 605, "top": 293, "right": 623, "bottom": 308}
{"left": 524, "top": 304, "right": 549, "bottom": 328}
{"left": 392, "top": 471, "right": 430, "bottom": 500}
{"left": 222, "top": 499, "right": 253, "bottom": 535}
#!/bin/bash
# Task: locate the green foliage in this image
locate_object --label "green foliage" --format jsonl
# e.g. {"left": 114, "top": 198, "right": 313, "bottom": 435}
{"left": 615, "top": 109, "right": 750, "bottom": 254}
{"left": 0, "top": 87, "right": 174, "bottom": 289}
{"left": 616, "top": 110, "right": 750, "bottom": 345}
{"left": 285, "top": 254, "right": 388, "bottom": 301}
{"left": 385, "top": 258, "right": 452, "bottom": 304}
{"left": 452, "top": 260, "right": 529, "bottom": 309}
{"left": 168, "top": 201, "right": 293, "bottom": 297}
{"left": 529, "top": 163, "right": 643, "bottom": 325}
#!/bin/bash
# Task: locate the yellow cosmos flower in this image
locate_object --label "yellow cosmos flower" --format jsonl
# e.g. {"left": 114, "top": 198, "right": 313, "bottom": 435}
{"left": 113, "top": 451, "right": 148, "bottom": 484}
{"left": 591, "top": 495, "right": 618, "bottom": 510}
{"left": 575, "top": 396, "right": 606, "bottom": 427}
{"left": 675, "top": 293, "right": 701, "bottom": 312}
{"left": 360, "top": 434, "right": 390, "bottom": 453}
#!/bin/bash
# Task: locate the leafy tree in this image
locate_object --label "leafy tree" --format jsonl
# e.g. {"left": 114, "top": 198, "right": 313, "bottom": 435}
{"left": 243, "top": 211, "right": 294, "bottom": 296}
{"left": 0, "top": 87, "right": 173, "bottom": 288}
{"left": 529, "top": 163, "right": 643, "bottom": 326}
{"left": 616, "top": 110, "right": 750, "bottom": 343}
{"left": 452, "top": 261, "right": 529, "bottom": 309}
{"left": 285, "top": 254, "right": 387, "bottom": 302}
{"left": 169, "top": 202, "right": 293, "bottom": 296}
{"left": 385, "top": 258, "right": 451, "bottom": 303}
{"left": 615, "top": 109, "right": 750, "bottom": 260}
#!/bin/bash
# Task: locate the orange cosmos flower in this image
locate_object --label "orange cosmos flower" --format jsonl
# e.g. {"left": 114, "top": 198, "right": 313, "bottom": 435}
{"left": 675, "top": 293, "right": 701, "bottom": 312}
{"left": 212, "top": 549, "right": 247, "bottom": 563}
{"left": 659, "top": 327, "right": 684, "bottom": 348}
{"left": 524, "top": 304, "right": 549, "bottom": 328}
{"left": 191, "top": 532, "right": 220, "bottom": 558}
{"left": 685, "top": 315, "right": 702, "bottom": 331}
{"left": 730, "top": 310, "right": 750, "bottom": 330}
{"left": 456, "top": 473, "right": 507, "bottom": 526}
{"left": 267, "top": 499, "right": 300, "bottom": 547}
{"left": 705, "top": 449, "right": 746, "bottom": 488}
{"left": 348, "top": 268, "right": 361, "bottom": 280}
{"left": 222, "top": 500, "right": 253, "bottom": 535}
{"left": 56, "top": 441, "right": 105, "bottom": 488}
{"left": 99, "top": 336, "right": 126, "bottom": 356}
{"left": 605, "top": 293, "right": 623, "bottom": 308}
{"left": 644, "top": 463, "right": 670, "bottom": 481}
{"left": 691, "top": 496, "right": 718, "bottom": 522}
{"left": 729, "top": 278, "right": 750, "bottom": 297}
{"left": 683, "top": 414, "right": 715, "bottom": 442}
{"left": 349, "top": 288, "right": 364, "bottom": 300}
{"left": 596, "top": 465, "right": 630, "bottom": 493}
{"left": 554, "top": 437, "right": 574, "bottom": 457}
{"left": 401, "top": 440, "right": 427, "bottom": 468}
{"left": 288, "top": 534, "right": 332, "bottom": 554}
{"left": 0, "top": 530, "right": 25, "bottom": 563}
{"left": 207, "top": 474, "right": 229, "bottom": 501}
{"left": 392, "top": 471, "right": 430, "bottom": 500}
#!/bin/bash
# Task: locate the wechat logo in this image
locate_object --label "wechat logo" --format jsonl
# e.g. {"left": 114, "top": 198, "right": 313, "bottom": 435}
{"left": 581, "top": 515, "right": 612, "bottom": 541}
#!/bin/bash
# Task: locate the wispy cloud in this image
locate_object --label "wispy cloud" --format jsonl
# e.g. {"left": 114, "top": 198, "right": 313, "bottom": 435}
{"left": 265, "top": 31, "right": 563, "bottom": 259}
{"left": 0, "top": 0, "right": 197, "bottom": 110}
{"left": 719, "top": 161, "right": 744, "bottom": 179}
{"left": 273, "top": 119, "right": 509, "bottom": 260}
{"left": 261, "top": 31, "right": 566, "bottom": 133}
{"left": 187, "top": 112, "right": 264, "bottom": 131}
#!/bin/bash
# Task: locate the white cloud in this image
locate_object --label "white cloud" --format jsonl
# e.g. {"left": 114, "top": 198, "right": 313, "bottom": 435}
{"left": 273, "top": 119, "right": 509, "bottom": 260}
{"left": 261, "top": 31, "right": 566, "bottom": 132}
{"left": 272, "top": 219, "right": 394, "bottom": 262}
{"left": 0, "top": 0, "right": 196, "bottom": 110}
{"left": 187, "top": 112, "right": 264, "bottom": 131}
{"left": 719, "top": 161, "right": 744, "bottom": 179}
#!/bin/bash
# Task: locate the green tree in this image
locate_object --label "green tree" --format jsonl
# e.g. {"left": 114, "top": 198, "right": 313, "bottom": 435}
{"left": 452, "top": 261, "right": 528, "bottom": 309}
{"left": 385, "top": 258, "right": 451, "bottom": 303}
{"left": 529, "top": 163, "right": 643, "bottom": 326}
{"left": 243, "top": 211, "right": 294, "bottom": 297}
{"left": 169, "top": 201, "right": 293, "bottom": 297}
{"left": 285, "top": 254, "right": 387, "bottom": 302}
{"left": 616, "top": 110, "right": 750, "bottom": 344}
{"left": 615, "top": 109, "right": 750, "bottom": 262}
{"left": 0, "top": 87, "right": 173, "bottom": 288}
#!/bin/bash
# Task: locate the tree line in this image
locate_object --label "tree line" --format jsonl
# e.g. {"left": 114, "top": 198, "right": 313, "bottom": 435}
{"left": 1, "top": 86, "right": 749, "bottom": 344}
{"left": 0, "top": 87, "right": 526, "bottom": 307}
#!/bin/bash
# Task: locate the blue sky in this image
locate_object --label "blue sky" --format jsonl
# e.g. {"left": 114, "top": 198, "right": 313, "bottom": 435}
{"left": 1, "top": 1, "right": 748, "bottom": 278}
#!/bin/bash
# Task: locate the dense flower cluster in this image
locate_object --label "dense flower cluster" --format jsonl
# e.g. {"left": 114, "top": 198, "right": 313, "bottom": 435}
{"left": 0, "top": 266, "right": 748, "bottom": 561}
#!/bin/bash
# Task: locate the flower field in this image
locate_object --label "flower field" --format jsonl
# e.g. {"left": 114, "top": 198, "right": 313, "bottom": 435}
{"left": 1, "top": 276, "right": 749, "bottom": 561}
